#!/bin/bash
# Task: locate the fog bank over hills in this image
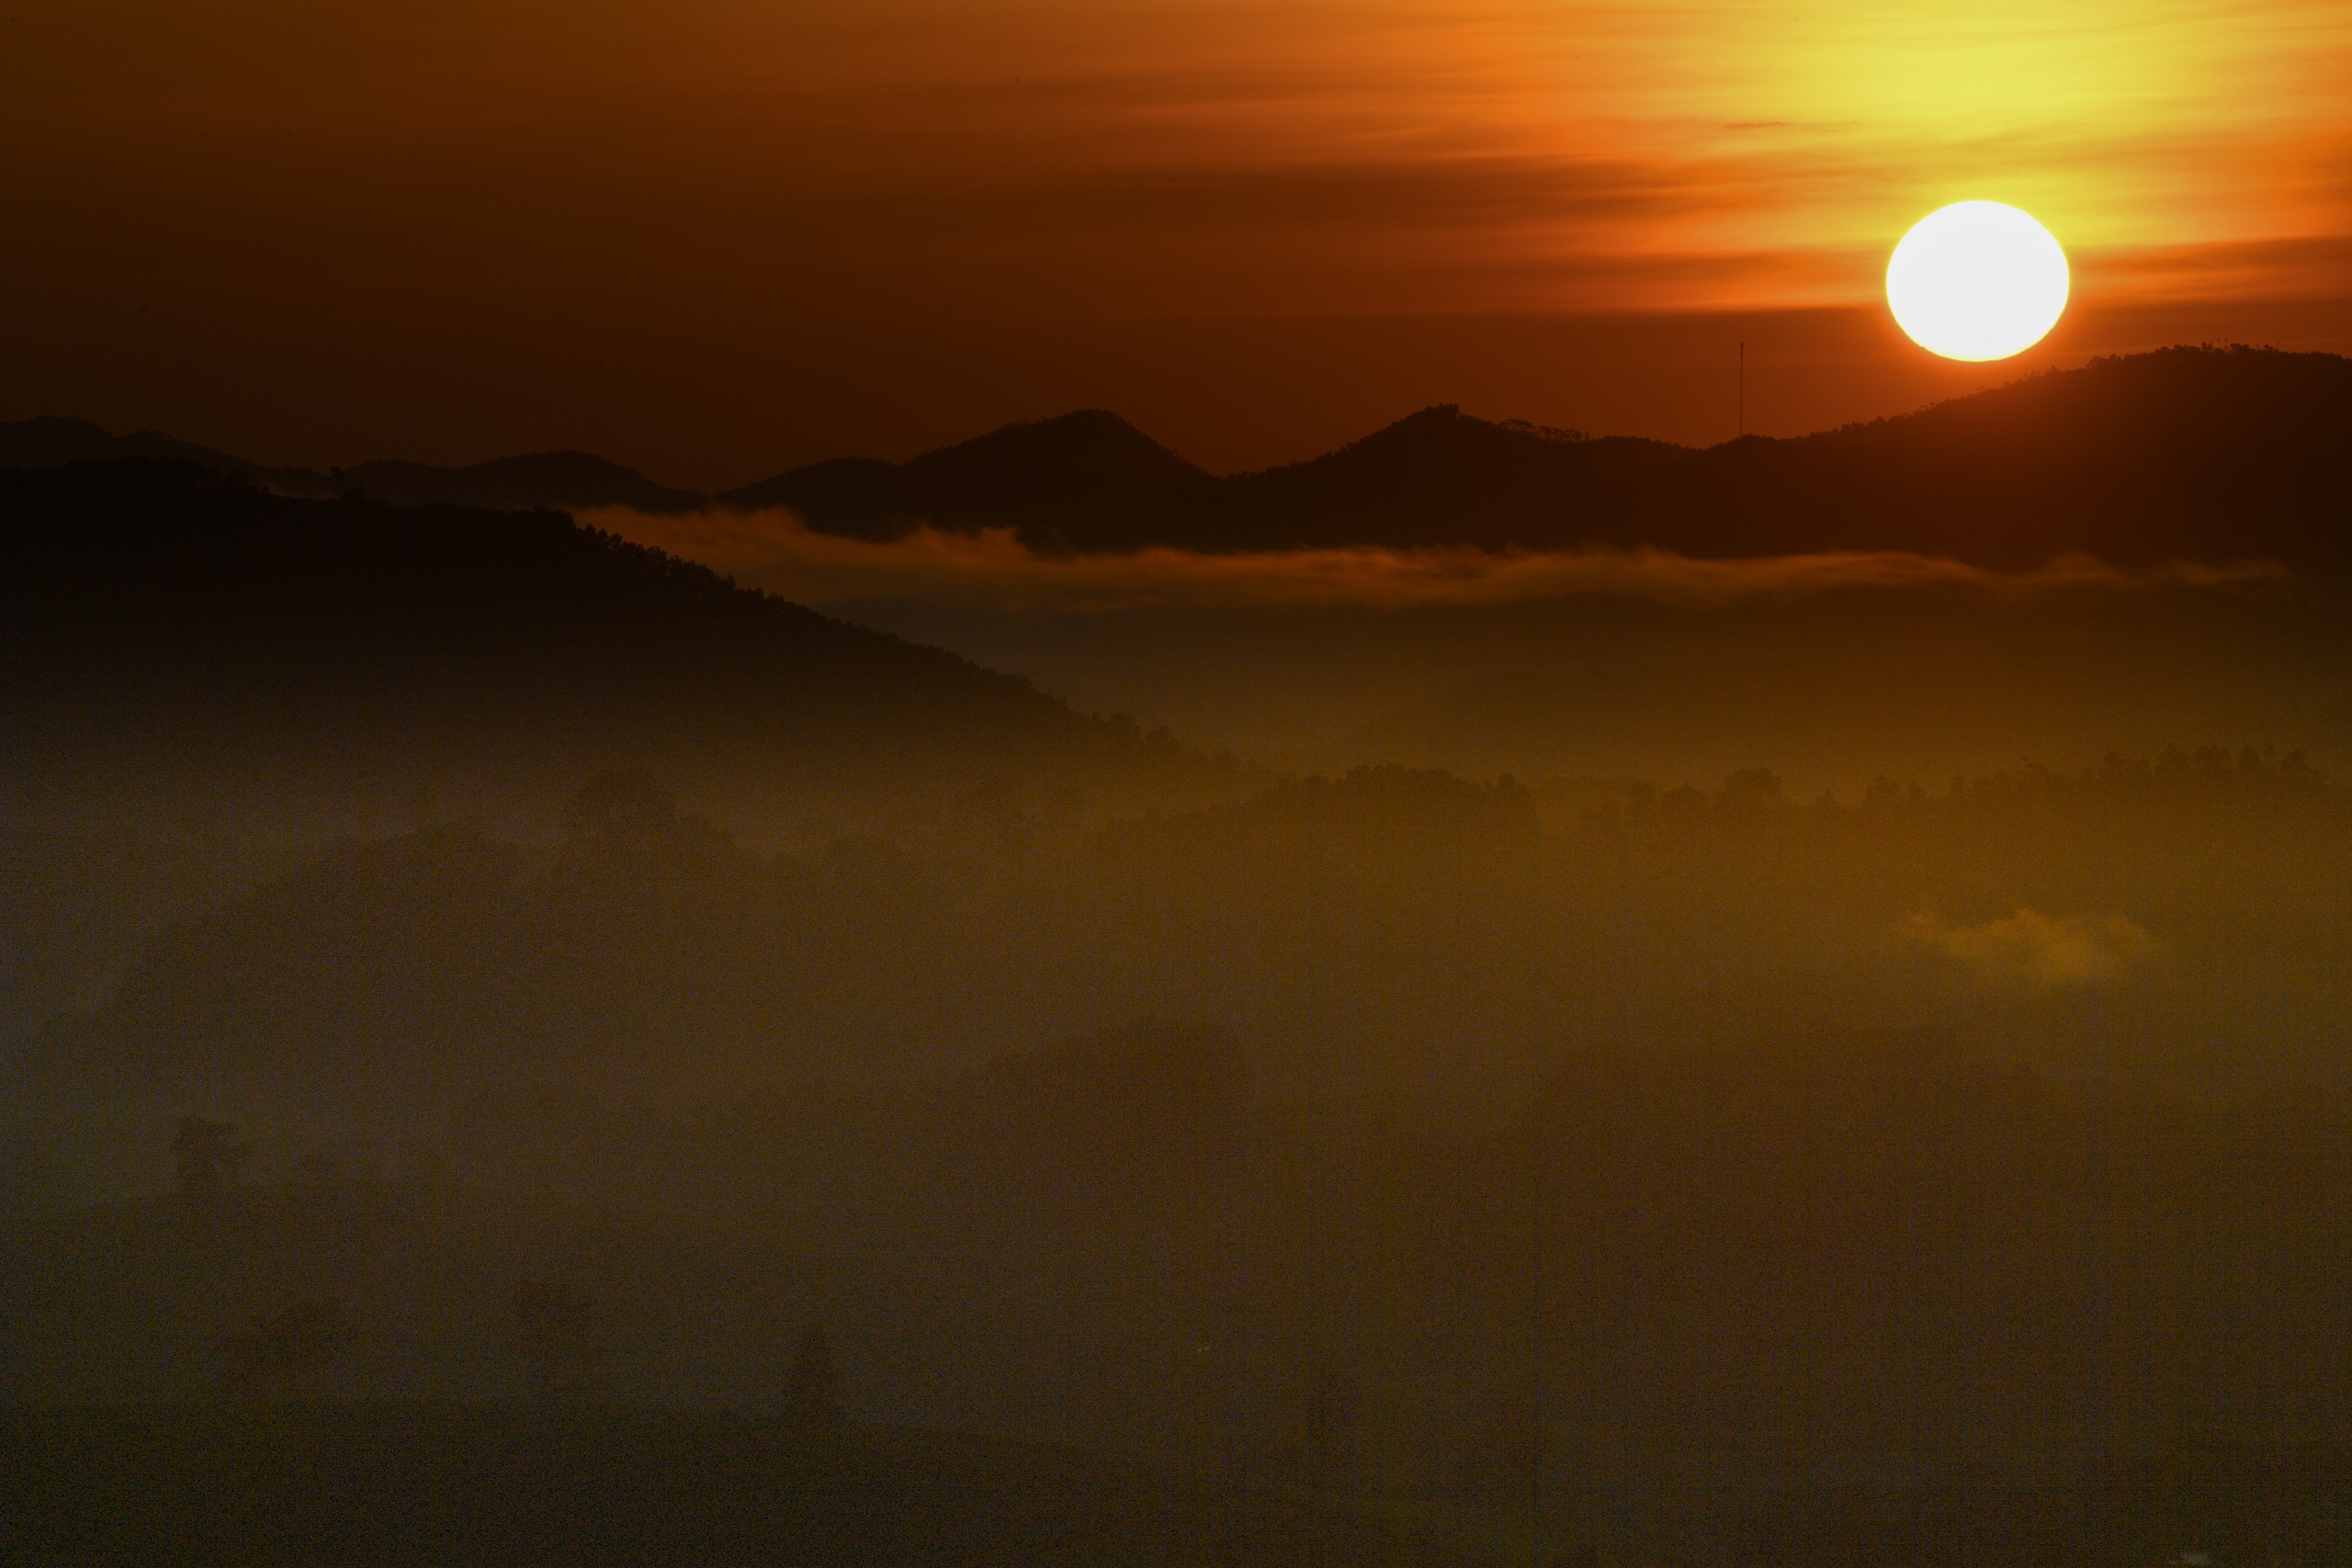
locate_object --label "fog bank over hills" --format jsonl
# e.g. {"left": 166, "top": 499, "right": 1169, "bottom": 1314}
{"left": 837, "top": 575, "right": 2349, "bottom": 795}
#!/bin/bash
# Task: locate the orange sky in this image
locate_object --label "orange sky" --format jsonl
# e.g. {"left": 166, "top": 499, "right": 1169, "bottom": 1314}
{"left": 3, "top": 0, "right": 2347, "bottom": 479}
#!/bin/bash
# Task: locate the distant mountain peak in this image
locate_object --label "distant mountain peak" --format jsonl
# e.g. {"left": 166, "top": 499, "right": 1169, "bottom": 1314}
{"left": 903, "top": 407, "right": 1207, "bottom": 485}
{"left": 719, "top": 408, "right": 1211, "bottom": 547}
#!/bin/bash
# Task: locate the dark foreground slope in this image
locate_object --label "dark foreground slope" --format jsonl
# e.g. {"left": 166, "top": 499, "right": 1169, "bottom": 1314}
{"left": 0, "top": 1406, "right": 1436, "bottom": 1568}
{"left": 5, "top": 1403, "right": 2339, "bottom": 1568}
{"left": 0, "top": 461, "right": 1222, "bottom": 839}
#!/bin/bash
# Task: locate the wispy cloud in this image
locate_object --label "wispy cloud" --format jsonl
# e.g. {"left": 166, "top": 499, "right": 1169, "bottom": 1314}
{"left": 584, "top": 506, "right": 2283, "bottom": 614}
{"left": 1901, "top": 909, "right": 2156, "bottom": 993}
{"left": 12, "top": 0, "right": 2345, "bottom": 322}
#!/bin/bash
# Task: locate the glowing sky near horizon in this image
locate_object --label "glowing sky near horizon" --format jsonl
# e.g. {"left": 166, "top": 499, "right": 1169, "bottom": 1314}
{"left": 2, "top": 0, "right": 2346, "bottom": 474}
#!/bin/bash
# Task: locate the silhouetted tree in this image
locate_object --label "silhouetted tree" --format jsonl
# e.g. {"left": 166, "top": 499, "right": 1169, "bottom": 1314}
{"left": 510, "top": 1280, "right": 601, "bottom": 1399}
{"left": 780, "top": 1323, "right": 844, "bottom": 1427}
{"left": 221, "top": 1296, "right": 346, "bottom": 1399}
{"left": 172, "top": 1116, "right": 249, "bottom": 1213}
{"left": 1716, "top": 766, "right": 1783, "bottom": 820}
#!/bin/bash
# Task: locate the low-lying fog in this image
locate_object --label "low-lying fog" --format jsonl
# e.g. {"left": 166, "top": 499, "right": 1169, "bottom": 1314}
{"left": 588, "top": 502, "right": 2348, "bottom": 790}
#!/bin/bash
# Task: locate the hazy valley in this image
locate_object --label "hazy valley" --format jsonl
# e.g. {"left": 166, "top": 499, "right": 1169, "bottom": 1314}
{"left": 5, "top": 346, "right": 2352, "bottom": 1565}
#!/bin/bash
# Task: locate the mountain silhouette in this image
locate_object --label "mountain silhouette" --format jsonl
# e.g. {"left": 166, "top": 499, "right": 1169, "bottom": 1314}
{"left": 9, "top": 346, "right": 2346, "bottom": 569}
{"left": 719, "top": 409, "right": 1213, "bottom": 547}
{"left": 706, "top": 345, "right": 2342, "bottom": 566}
{"left": 723, "top": 347, "right": 2348, "bottom": 568}
{"left": 1165, "top": 406, "right": 1681, "bottom": 554}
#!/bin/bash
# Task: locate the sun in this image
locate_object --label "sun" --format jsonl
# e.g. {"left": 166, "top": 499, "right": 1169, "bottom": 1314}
{"left": 1885, "top": 201, "right": 2070, "bottom": 362}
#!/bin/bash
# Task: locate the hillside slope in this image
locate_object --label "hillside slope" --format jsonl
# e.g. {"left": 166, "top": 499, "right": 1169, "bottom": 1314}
{"left": 0, "top": 461, "right": 1217, "bottom": 838}
{"left": 1638, "top": 344, "right": 2352, "bottom": 568}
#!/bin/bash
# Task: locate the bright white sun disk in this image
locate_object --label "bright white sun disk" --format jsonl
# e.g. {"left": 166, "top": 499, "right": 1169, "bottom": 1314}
{"left": 1885, "top": 201, "right": 2069, "bottom": 361}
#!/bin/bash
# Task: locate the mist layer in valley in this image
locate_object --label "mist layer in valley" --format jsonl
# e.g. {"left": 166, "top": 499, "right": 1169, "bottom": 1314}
{"left": 595, "top": 506, "right": 2340, "bottom": 792}
{"left": 575, "top": 344, "right": 2352, "bottom": 787}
